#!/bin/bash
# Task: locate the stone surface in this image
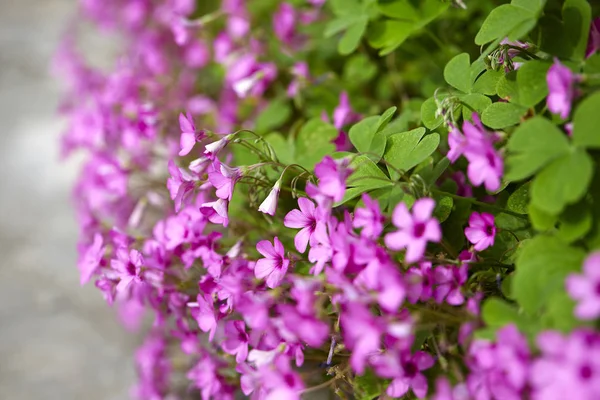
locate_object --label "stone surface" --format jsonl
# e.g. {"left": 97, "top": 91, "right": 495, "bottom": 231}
{"left": 0, "top": 1, "right": 138, "bottom": 399}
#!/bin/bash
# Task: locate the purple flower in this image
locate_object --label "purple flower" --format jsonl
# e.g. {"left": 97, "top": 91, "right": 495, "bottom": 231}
{"left": 467, "top": 325, "right": 530, "bottom": 400}
{"left": 566, "top": 252, "right": 600, "bottom": 320}
{"left": 531, "top": 329, "right": 600, "bottom": 400}
{"left": 547, "top": 58, "right": 575, "bottom": 119}
{"left": 333, "top": 92, "right": 359, "bottom": 130}
{"left": 110, "top": 247, "right": 144, "bottom": 293}
{"left": 167, "top": 159, "right": 195, "bottom": 212}
{"left": 204, "top": 134, "right": 233, "bottom": 160}
{"left": 287, "top": 62, "right": 308, "bottom": 97}
{"left": 77, "top": 233, "right": 104, "bottom": 285}
{"left": 207, "top": 160, "right": 241, "bottom": 201}
{"left": 341, "top": 302, "right": 383, "bottom": 374}
{"left": 384, "top": 198, "right": 442, "bottom": 263}
{"left": 314, "top": 156, "right": 352, "bottom": 202}
{"left": 373, "top": 351, "right": 435, "bottom": 399}
{"left": 179, "top": 112, "right": 198, "bottom": 156}
{"left": 188, "top": 293, "right": 217, "bottom": 341}
{"left": 273, "top": 3, "right": 296, "bottom": 45}
{"left": 353, "top": 193, "right": 385, "bottom": 239}
{"left": 200, "top": 198, "right": 229, "bottom": 227}
{"left": 434, "top": 265, "right": 468, "bottom": 306}
{"left": 464, "top": 212, "right": 496, "bottom": 251}
{"left": 284, "top": 197, "right": 322, "bottom": 253}
{"left": 221, "top": 320, "right": 249, "bottom": 363}
{"left": 463, "top": 117, "right": 503, "bottom": 192}
{"left": 586, "top": 18, "right": 600, "bottom": 58}
{"left": 254, "top": 237, "right": 290, "bottom": 288}
{"left": 448, "top": 115, "right": 503, "bottom": 192}
{"left": 278, "top": 304, "right": 329, "bottom": 347}
{"left": 258, "top": 180, "right": 281, "bottom": 216}
{"left": 406, "top": 262, "right": 435, "bottom": 303}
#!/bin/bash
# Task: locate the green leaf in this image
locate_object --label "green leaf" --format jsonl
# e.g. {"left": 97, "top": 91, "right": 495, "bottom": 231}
{"left": 572, "top": 92, "right": 600, "bottom": 149}
{"left": 339, "top": 17, "right": 368, "bottom": 55}
{"left": 563, "top": 0, "right": 592, "bottom": 61}
{"left": 330, "top": 0, "right": 361, "bottom": 16}
{"left": 505, "top": 117, "right": 570, "bottom": 181}
{"left": 325, "top": 15, "right": 363, "bottom": 37}
{"left": 344, "top": 54, "right": 378, "bottom": 86}
{"left": 373, "top": 184, "right": 407, "bottom": 213}
{"left": 475, "top": 5, "right": 534, "bottom": 46}
{"left": 460, "top": 93, "right": 492, "bottom": 120}
{"left": 347, "top": 155, "right": 391, "bottom": 189}
{"left": 295, "top": 119, "right": 338, "bottom": 170}
{"left": 507, "top": 183, "right": 530, "bottom": 214}
{"left": 444, "top": 53, "right": 471, "bottom": 93}
{"left": 513, "top": 235, "right": 586, "bottom": 314}
{"left": 376, "top": 106, "right": 397, "bottom": 133}
{"left": 473, "top": 70, "right": 503, "bottom": 96}
{"left": 384, "top": 128, "right": 440, "bottom": 179}
{"left": 557, "top": 204, "right": 593, "bottom": 243}
{"left": 264, "top": 133, "right": 294, "bottom": 165}
{"left": 353, "top": 369, "right": 383, "bottom": 400}
{"left": 377, "top": 0, "right": 419, "bottom": 20}
{"left": 496, "top": 71, "right": 520, "bottom": 103}
{"left": 529, "top": 203, "right": 558, "bottom": 231}
{"left": 530, "top": 149, "right": 594, "bottom": 215}
{"left": 583, "top": 53, "right": 600, "bottom": 85}
{"left": 421, "top": 97, "right": 443, "bottom": 130}
{"left": 517, "top": 61, "right": 551, "bottom": 107}
{"left": 541, "top": 291, "right": 580, "bottom": 332}
{"left": 433, "top": 196, "right": 453, "bottom": 222}
{"left": 511, "top": 0, "right": 546, "bottom": 14}
{"left": 482, "top": 297, "right": 538, "bottom": 336}
{"left": 421, "top": 157, "right": 450, "bottom": 186}
{"left": 481, "top": 102, "right": 527, "bottom": 129}
{"left": 367, "top": 20, "right": 414, "bottom": 54}
{"left": 255, "top": 99, "right": 291, "bottom": 133}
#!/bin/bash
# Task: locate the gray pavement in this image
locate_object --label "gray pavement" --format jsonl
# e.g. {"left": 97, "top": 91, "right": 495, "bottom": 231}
{"left": 0, "top": 1, "right": 137, "bottom": 399}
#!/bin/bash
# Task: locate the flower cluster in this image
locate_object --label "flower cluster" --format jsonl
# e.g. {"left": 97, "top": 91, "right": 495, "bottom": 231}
{"left": 57, "top": 1, "right": 600, "bottom": 399}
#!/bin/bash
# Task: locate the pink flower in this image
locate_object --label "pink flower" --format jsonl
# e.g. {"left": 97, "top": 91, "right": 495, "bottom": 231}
{"left": 221, "top": 320, "right": 249, "bottom": 362}
{"left": 284, "top": 197, "right": 323, "bottom": 253}
{"left": 273, "top": 3, "right": 296, "bottom": 45}
{"left": 254, "top": 237, "right": 290, "bottom": 288}
{"left": 384, "top": 198, "right": 442, "bottom": 263}
{"left": 448, "top": 115, "right": 503, "bottom": 192}
{"left": 547, "top": 58, "right": 576, "bottom": 119}
{"left": 207, "top": 160, "right": 241, "bottom": 201}
{"left": 531, "top": 329, "right": 600, "bottom": 400}
{"left": 586, "top": 17, "right": 600, "bottom": 58}
{"left": 287, "top": 62, "right": 308, "bottom": 97}
{"left": 467, "top": 325, "right": 530, "bottom": 400}
{"left": 353, "top": 193, "right": 385, "bottom": 239}
{"left": 204, "top": 134, "right": 233, "bottom": 160}
{"left": 464, "top": 212, "right": 496, "bottom": 251}
{"left": 110, "top": 247, "right": 144, "bottom": 293}
{"left": 314, "top": 156, "right": 352, "bottom": 202}
{"left": 406, "top": 262, "right": 435, "bottom": 303}
{"left": 167, "top": 159, "right": 195, "bottom": 212}
{"left": 200, "top": 198, "right": 229, "bottom": 227}
{"left": 77, "top": 233, "right": 104, "bottom": 285}
{"left": 372, "top": 350, "right": 435, "bottom": 399}
{"left": 178, "top": 112, "right": 198, "bottom": 156}
{"left": 434, "top": 265, "right": 468, "bottom": 306}
{"left": 188, "top": 293, "right": 217, "bottom": 341}
{"left": 566, "top": 252, "right": 600, "bottom": 320}
{"left": 463, "top": 116, "right": 503, "bottom": 192}
{"left": 258, "top": 180, "right": 281, "bottom": 216}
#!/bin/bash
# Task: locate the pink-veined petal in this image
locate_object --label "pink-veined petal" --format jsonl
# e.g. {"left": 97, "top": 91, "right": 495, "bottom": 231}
{"left": 254, "top": 259, "right": 276, "bottom": 279}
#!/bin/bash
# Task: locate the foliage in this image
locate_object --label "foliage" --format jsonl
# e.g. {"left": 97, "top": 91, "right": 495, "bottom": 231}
{"left": 57, "top": 0, "right": 600, "bottom": 399}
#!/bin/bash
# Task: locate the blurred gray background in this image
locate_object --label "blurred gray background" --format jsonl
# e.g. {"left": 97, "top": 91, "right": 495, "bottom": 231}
{"left": 0, "top": 1, "right": 138, "bottom": 398}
